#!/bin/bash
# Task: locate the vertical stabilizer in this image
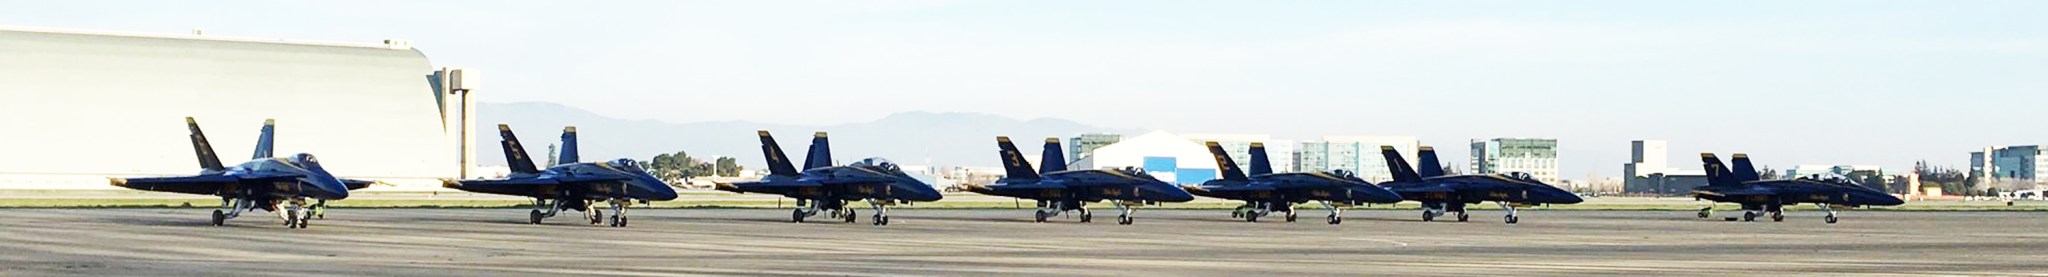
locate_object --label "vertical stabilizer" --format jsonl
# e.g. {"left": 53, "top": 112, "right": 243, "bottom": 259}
{"left": 1248, "top": 143, "right": 1273, "bottom": 176}
{"left": 498, "top": 124, "right": 540, "bottom": 174}
{"left": 995, "top": 137, "right": 1040, "bottom": 179}
{"left": 558, "top": 126, "right": 579, "bottom": 164}
{"left": 1417, "top": 146, "right": 1445, "bottom": 177}
{"left": 251, "top": 119, "right": 275, "bottom": 159}
{"left": 802, "top": 132, "right": 832, "bottom": 170}
{"left": 1206, "top": 142, "right": 1249, "bottom": 181}
{"left": 185, "top": 117, "right": 225, "bottom": 171}
{"left": 1730, "top": 153, "right": 1761, "bottom": 181}
{"left": 1700, "top": 153, "right": 1741, "bottom": 186}
{"left": 757, "top": 131, "right": 799, "bottom": 176}
{"left": 1040, "top": 138, "right": 1068, "bottom": 173}
{"left": 1380, "top": 146, "right": 1422, "bottom": 182}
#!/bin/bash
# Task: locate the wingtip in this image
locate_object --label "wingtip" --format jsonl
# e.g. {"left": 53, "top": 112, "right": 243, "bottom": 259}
{"left": 1732, "top": 153, "right": 1749, "bottom": 158}
{"left": 184, "top": 117, "right": 197, "bottom": 124}
{"left": 439, "top": 179, "right": 462, "bottom": 189}
{"left": 497, "top": 124, "right": 511, "bottom": 131}
{"left": 263, "top": 118, "right": 275, "bottom": 126}
{"left": 1044, "top": 137, "right": 1059, "bottom": 143}
{"left": 1379, "top": 145, "right": 1396, "bottom": 151}
{"left": 1419, "top": 146, "right": 1435, "bottom": 151}
{"left": 996, "top": 136, "right": 1011, "bottom": 142}
{"left": 107, "top": 177, "right": 128, "bottom": 188}
{"left": 1701, "top": 153, "right": 1718, "bottom": 158}
{"left": 1249, "top": 142, "right": 1264, "bottom": 147}
{"left": 563, "top": 126, "right": 576, "bottom": 133}
{"left": 1205, "top": 141, "right": 1220, "bottom": 147}
{"left": 757, "top": 130, "right": 771, "bottom": 137}
{"left": 813, "top": 131, "right": 827, "bottom": 138}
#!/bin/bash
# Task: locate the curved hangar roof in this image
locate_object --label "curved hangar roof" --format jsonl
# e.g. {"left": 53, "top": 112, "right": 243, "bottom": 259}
{"left": 0, "top": 28, "right": 454, "bottom": 187}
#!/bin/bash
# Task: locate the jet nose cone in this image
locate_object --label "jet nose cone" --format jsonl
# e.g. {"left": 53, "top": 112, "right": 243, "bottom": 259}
{"left": 309, "top": 176, "right": 350, "bottom": 200}
{"left": 640, "top": 177, "right": 680, "bottom": 201}
{"left": 1867, "top": 192, "right": 1906, "bottom": 206}
{"left": 1147, "top": 184, "right": 1196, "bottom": 202}
{"left": 1540, "top": 188, "right": 1584, "bottom": 204}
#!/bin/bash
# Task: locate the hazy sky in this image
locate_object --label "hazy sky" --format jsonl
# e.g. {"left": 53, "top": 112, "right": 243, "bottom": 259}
{"left": 5, "top": 1, "right": 2043, "bottom": 178}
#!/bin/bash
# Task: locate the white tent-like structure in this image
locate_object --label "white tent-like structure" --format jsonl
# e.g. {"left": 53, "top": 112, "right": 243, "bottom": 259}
{"left": 1070, "top": 131, "right": 1219, "bottom": 185}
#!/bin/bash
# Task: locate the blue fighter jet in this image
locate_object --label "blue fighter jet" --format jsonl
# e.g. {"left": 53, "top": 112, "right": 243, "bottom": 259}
{"left": 1693, "top": 153, "right": 1904, "bottom": 224}
{"left": 1184, "top": 142, "right": 1402, "bottom": 224}
{"left": 444, "top": 125, "right": 677, "bottom": 227}
{"left": 110, "top": 117, "right": 369, "bottom": 228}
{"left": 960, "top": 137, "right": 1195, "bottom": 225}
{"left": 1379, "top": 146, "right": 1583, "bottom": 224}
{"left": 716, "top": 131, "right": 942, "bottom": 225}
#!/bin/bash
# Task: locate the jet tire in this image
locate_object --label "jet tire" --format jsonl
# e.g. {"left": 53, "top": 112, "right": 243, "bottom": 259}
{"left": 1458, "top": 213, "right": 1469, "bottom": 222}
{"left": 529, "top": 210, "right": 544, "bottom": 224}
{"left": 210, "top": 210, "right": 226, "bottom": 226}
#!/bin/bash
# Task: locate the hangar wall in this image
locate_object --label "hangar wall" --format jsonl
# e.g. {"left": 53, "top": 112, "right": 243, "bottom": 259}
{"left": 0, "top": 28, "right": 457, "bottom": 189}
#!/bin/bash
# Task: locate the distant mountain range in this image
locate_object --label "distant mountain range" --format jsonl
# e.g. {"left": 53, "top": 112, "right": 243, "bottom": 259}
{"left": 474, "top": 102, "right": 1137, "bottom": 170}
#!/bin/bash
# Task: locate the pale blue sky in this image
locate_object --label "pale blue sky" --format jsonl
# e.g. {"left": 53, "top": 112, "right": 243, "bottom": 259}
{"left": 5, "top": 1, "right": 2043, "bottom": 178}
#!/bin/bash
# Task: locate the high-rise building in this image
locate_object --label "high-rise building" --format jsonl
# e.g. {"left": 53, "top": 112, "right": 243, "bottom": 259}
{"left": 1067, "top": 133, "right": 1123, "bottom": 164}
{"left": 1970, "top": 145, "right": 2046, "bottom": 183}
{"left": 1181, "top": 133, "right": 1294, "bottom": 173}
{"left": 1296, "top": 136, "right": 1418, "bottom": 183}
{"left": 1623, "top": 140, "right": 1668, "bottom": 178}
{"left": 1471, "top": 138, "right": 1560, "bottom": 184}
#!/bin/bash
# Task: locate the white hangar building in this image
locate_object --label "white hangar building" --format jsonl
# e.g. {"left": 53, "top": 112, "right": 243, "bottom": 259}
{"left": 0, "top": 27, "right": 481, "bottom": 190}
{"left": 1069, "top": 131, "right": 1220, "bottom": 185}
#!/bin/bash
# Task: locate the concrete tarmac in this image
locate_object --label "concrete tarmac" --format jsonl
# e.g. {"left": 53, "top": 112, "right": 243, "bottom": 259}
{"left": 0, "top": 208, "right": 2043, "bottom": 276}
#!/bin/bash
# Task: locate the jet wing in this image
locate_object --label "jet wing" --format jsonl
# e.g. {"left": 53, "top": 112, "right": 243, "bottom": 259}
{"left": 445, "top": 178, "right": 563, "bottom": 198}
{"left": 729, "top": 180, "right": 825, "bottom": 188}
{"left": 1193, "top": 184, "right": 1276, "bottom": 192}
{"left": 1383, "top": 183, "right": 1459, "bottom": 193}
{"left": 1042, "top": 170, "right": 1155, "bottom": 186}
{"left": 1693, "top": 186, "right": 1776, "bottom": 197}
{"left": 110, "top": 175, "right": 241, "bottom": 195}
{"left": 981, "top": 182, "right": 1067, "bottom": 190}
{"left": 342, "top": 178, "right": 380, "bottom": 190}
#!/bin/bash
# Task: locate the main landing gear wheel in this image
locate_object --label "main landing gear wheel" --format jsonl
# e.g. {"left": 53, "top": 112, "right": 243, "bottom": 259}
{"left": 1033, "top": 210, "right": 1050, "bottom": 223}
{"left": 791, "top": 209, "right": 806, "bottom": 223}
{"left": 1422, "top": 210, "right": 1435, "bottom": 222}
{"left": 1326, "top": 214, "right": 1341, "bottom": 225}
{"left": 1742, "top": 211, "right": 1758, "bottom": 222}
{"left": 1079, "top": 211, "right": 1092, "bottom": 223}
{"left": 210, "top": 210, "right": 226, "bottom": 226}
{"left": 1457, "top": 213, "right": 1470, "bottom": 222}
{"left": 529, "top": 210, "right": 544, "bottom": 224}
{"left": 844, "top": 210, "right": 858, "bottom": 223}
{"left": 608, "top": 215, "right": 627, "bottom": 227}
{"left": 1825, "top": 214, "right": 1838, "bottom": 224}
{"left": 1286, "top": 212, "right": 1298, "bottom": 223}
{"left": 1771, "top": 212, "right": 1784, "bottom": 222}
{"left": 296, "top": 217, "right": 310, "bottom": 229}
{"left": 1697, "top": 208, "right": 1713, "bottom": 219}
{"left": 1117, "top": 215, "right": 1133, "bottom": 225}
{"left": 591, "top": 210, "right": 605, "bottom": 225}
{"left": 1504, "top": 215, "right": 1519, "bottom": 224}
{"left": 1245, "top": 212, "right": 1259, "bottom": 222}
{"left": 872, "top": 215, "right": 889, "bottom": 226}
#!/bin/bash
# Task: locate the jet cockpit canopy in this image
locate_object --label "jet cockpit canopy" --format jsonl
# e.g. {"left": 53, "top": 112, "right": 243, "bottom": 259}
{"left": 289, "top": 153, "right": 322, "bottom": 168}
{"left": 608, "top": 158, "right": 646, "bottom": 172}
{"left": 852, "top": 157, "right": 902, "bottom": 174}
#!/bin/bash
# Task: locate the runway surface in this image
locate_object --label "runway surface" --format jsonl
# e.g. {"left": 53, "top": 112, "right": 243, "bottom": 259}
{"left": 1, "top": 208, "right": 2044, "bottom": 276}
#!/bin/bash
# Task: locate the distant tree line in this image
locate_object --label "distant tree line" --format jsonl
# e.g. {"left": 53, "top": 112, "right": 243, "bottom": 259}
{"left": 643, "top": 151, "right": 743, "bottom": 184}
